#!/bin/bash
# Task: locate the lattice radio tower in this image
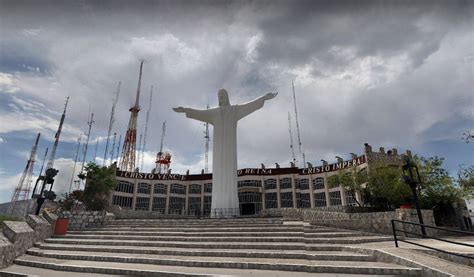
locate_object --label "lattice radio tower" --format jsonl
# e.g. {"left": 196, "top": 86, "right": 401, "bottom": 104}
{"left": 69, "top": 136, "right": 81, "bottom": 193}
{"left": 7, "top": 133, "right": 40, "bottom": 216}
{"left": 47, "top": 96, "right": 69, "bottom": 170}
{"left": 155, "top": 121, "right": 170, "bottom": 174}
{"left": 287, "top": 112, "right": 297, "bottom": 166}
{"left": 120, "top": 60, "right": 144, "bottom": 172}
{"left": 204, "top": 104, "right": 210, "bottom": 173}
{"left": 80, "top": 111, "right": 94, "bottom": 174}
{"left": 292, "top": 80, "right": 306, "bottom": 167}
{"left": 103, "top": 81, "right": 121, "bottom": 166}
{"left": 140, "top": 85, "right": 153, "bottom": 170}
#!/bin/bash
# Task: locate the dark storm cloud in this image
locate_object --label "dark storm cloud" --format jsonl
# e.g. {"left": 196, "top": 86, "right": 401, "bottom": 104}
{"left": 0, "top": 0, "right": 472, "bottom": 203}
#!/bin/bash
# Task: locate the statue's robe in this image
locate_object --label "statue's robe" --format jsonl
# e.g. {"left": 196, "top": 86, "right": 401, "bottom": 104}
{"left": 182, "top": 96, "right": 267, "bottom": 216}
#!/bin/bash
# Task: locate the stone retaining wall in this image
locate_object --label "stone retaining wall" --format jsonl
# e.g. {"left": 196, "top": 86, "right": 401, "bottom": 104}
{"left": 0, "top": 214, "right": 53, "bottom": 268}
{"left": 108, "top": 206, "right": 196, "bottom": 219}
{"left": 59, "top": 211, "right": 114, "bottom": 230}
{"left": 261, "top": 208, "right": 437, "bottom": 236}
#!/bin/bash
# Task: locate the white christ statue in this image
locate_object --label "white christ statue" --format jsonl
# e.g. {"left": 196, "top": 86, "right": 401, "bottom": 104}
{"left": 173, "top": 89, "right": 277, "bottom": 217}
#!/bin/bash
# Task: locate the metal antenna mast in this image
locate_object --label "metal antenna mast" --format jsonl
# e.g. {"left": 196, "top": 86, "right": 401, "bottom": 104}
{"left": 120, "top": 60, "right": 144, "bottom": 172}
{"left": 292, "top": 80, "right": 305, "bottom": 167}
{"left": 137, "top": 133, "right": 143, "bottom": 171}
{"left": 141, "top": 86, "right": 153, "bottom": 170}
{"left": 80, "top": 111, "right": 95, "bottom": 176}
{"left": 69, "top": 136, "right": 81, "bottom": 193}
{"left": 7, "top": 133, "right": 40, "bottom": 217}
{"left": 110, "top": 132, "right": 117, "bottom": 163}
{"left": 37, "top": 147, "right": 49, "bottom": 181}
{"left": 93, "top": 137, "right": 99, "bottom": 163}
{"left": 116, "top": 134, "right": 122, "bottom": 162}
{"left": 204, "top": 104, "right": 210, "bottom": 173}
{"left": 155, "top": 121, "right": 168, "bottom": 174}
{"left": 47, "top": 97, "right": 69, "bottom": 170}
{"left": 287, "top": 112, "right": 297, "bottom": 165}
{"left": 103, "top": 81, "right": 121, "bottom": 166}
{"left": 159, "top": 121, "right": 166, "bottom": 154}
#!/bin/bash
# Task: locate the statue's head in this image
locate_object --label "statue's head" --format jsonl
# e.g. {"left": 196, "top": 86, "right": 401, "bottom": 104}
{"left": 218, "top": 89, "right": 230, "bottom": 106}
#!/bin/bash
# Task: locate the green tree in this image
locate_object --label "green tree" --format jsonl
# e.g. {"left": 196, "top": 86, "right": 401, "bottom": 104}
{"left": 82, "top": 163, "right": 116, "bottom": 211}
{"left": 60, "top": 190, "right": 84, "bottom": 211}
{"left": 331, "top": 168, "right": 367, "bottom": 207}
{"left": 457, "top": 165, "right": 474, "bottom": 197}
{"left": 362, "top": 165, "right": 412, "bottom": 210}
{"left": 413, "top": 156, "right": 461, "bottom": 209}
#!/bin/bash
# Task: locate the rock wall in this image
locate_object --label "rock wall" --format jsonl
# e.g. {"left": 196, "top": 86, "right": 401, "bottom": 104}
{"left": 0, "top": 214, "right": 53, "bottom": 268}
{"left": 59, "top": 211, "right": 114, "bottom": 230}
{"left": 261, "top": 208, "right": 436, "bottom": 236}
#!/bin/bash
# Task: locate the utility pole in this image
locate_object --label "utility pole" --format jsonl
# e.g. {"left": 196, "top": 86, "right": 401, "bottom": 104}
{"left": 141, "top": 86, "right": 153, "bottom": 170}
{"left": 8, "top": 133, "right": 40, "bottom": 217}
{"left": 69, "top": 136, "right": 81, "bottom": 193}
{"left": 103, "top": 81, "right": 121, "bottom": 166}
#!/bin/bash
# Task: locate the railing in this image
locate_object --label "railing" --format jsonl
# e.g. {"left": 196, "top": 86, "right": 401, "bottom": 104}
{"left": 391, "top": 219, "right": 474, "bottom": 259}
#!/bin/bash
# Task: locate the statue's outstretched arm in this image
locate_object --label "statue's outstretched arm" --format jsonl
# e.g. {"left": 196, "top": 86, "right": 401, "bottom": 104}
{"left": 173, "top": 107, "right": 214, "bottom": 124}
{"left": 237, "top": 92, "right": 278, "bottom": 120}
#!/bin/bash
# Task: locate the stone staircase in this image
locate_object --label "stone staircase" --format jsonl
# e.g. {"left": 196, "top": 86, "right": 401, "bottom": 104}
{"left": 5, "top": 218, "right": 424, "bottom": 276}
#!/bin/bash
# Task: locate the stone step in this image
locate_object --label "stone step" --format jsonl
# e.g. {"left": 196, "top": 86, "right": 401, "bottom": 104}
{"left": 53, "top": 233, "right": 377, "bottom": 242}
{"left": 55, "top": 234, "right": 305, "bottom": 242}
{"left": 100, "top": 223, "right": 298, "bottom": 229}
{"left": 17, "top": 252, "right": 421, "bottom": 275}
{"left": 43, "top": 237, "right": 391, "bottom": 249}
{"left": 67, "top": 230, "right": 308, "bottom": 237}
{"left": 34, "top": 245, "right": 371, "bottom": 261}
{"left": 36, "top": 242, "right": 347, "bottom": 252}
{"left": 85, "top": 226, "right": 309, "bottom": 232}
{"left": 66, "top": 230, "right": 356, "bottom": 237}
{"left": 108, "top": 220, "right": 284, "bottom": 226}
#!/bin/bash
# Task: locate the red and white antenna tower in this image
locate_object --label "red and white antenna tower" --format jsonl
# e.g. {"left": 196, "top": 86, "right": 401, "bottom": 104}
{"left": 103, "top": 81, "right": 121, "bottom": 166}
{"left": 7, "top": 133, "right": 40, "bottom": 217}
{"left": 120, "top": 60, "right": 144, "bottom": 172}
{"left": 140, "top": 85, "right": 153, "bottom": 170}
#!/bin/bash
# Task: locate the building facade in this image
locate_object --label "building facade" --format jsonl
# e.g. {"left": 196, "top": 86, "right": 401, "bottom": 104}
{"left": 110, "top": 144, "right": 404, "bottom": 216}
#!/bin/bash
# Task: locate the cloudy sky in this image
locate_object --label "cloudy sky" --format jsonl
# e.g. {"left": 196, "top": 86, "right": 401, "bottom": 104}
{"left": 0, "top": 0, "right": 472, "bottom": 204}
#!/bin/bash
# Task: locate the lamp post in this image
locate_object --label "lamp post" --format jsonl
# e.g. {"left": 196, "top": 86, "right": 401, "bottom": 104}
{"left": 401, "top": 155, "right": 426, "bottom": 236}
